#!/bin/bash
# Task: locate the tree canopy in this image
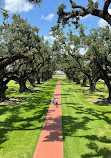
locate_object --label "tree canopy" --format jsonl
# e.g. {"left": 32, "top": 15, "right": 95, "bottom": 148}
{"left": 51, "top": 23, "right": 111, "bottom": 100}
{"left": 0, "top": 13, "right": 54, "bottom": 101}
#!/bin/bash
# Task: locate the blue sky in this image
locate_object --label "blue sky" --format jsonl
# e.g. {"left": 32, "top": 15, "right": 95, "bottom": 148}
{"left": 1, "top": 0, "right": 111, "bottom": 43}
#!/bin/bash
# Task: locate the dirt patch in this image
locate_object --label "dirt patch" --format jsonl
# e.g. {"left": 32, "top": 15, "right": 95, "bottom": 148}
{"left": 83, "top": 90, "right": 103, "bottom": 93}
{"left": 0, "top": 97, "right": 26, "bottom": 105}
{"left": 87, "top": 98, "right": 102, "bottom": 103}
{"left": 86, "top": 98, "right": 111, "bottom": 106}
{"left": 83, "top": 90, "right": 93, "bottom": 93}
{"left": 95, "top": 91, "right": 104, "bottom": 94}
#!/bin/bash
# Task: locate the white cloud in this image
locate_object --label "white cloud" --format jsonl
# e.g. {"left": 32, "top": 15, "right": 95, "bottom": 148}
{"left": 98, "top": 19, "right": 109, "bottom": 27}
{"left": 98, "top": 9, "right": 111, "bottom": 28}
{"left": 43, "top": 35, "right": 56, "bottom": 43}
{"left": 44, "top": 35, "right": 55, "bottom": 42}
{"left": 80, "top": 14, "right": 91, "bottom": 20}
{"left": 5, "top": 0, "right": 33, "bottom": 13}
{"left": 109, "top": 9, "right": 111, "bottom": 15}
{"left": 70, "top": 45, "right": 74, "bottom": 49}
{"left": 79, "top": 48, "right": 87, "bottom": 54}
{"left": 41, "top": 14, "right": 55, "bottom": 21}
{"left": 44, "top": 36, "right": 51, "bottom": 41}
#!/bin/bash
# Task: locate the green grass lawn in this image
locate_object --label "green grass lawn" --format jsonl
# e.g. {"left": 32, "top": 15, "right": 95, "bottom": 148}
{"left": 61, "top": 78, "right": 111, "bottom": 158}
{"left": 1, "top": 77, "right": 111, "bottom": 158}
{"left": 0, "top": 78, "right": 58, "bottom": 158}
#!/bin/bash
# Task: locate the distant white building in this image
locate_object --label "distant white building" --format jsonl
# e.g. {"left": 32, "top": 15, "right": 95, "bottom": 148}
{"left": 55, "top": 70, "right": 65, "bottom": 75}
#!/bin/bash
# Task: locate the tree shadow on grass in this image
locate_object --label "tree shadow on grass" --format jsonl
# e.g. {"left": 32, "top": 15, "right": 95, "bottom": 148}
{"left": 84, "top": 93, "right": 106, "bottom": 99}
{"left": 65, "top": 103, "right": 82, "bottom": 106}
{"left": 62, "top": 115, "right": 91, "bottom": 141}
{"left": 0, "top": 104, "right": 49, "bottom": 147}
{"left": 6, "top": 87, "right": 18, "bottom": 95}
{"left": 61, "top": 94, "right": 70, "bottom": 96}
{"left": 68, "top": 106, "right": 111, "bottom": 125}
{"left": 95, "top": 100, "right": 111, "bottom": 106}
{"left": 61, "top": 84, "right": 71, "bottom": 86}
{"left": 61, "top": 93, "right": 76, "bottom": 99}
{"left": 62, "top": 104, "right": 111, "bottom": 157}
{"left": 0, "top": 80, "right": 57, "bottom": 148}
{"left": 82, "top": 142, "right": 111, "bottom": 158}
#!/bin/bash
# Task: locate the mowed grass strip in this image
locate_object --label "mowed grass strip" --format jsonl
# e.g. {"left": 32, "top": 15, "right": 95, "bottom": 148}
{"left": 0, "top": 78, "right": 58, "bottom": 158}
{"left": 61, "top": 78, "right": 111, "bottom": 158}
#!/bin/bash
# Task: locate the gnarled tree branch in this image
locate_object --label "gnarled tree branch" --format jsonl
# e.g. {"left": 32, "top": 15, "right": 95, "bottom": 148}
{"left": 58, "top": 0, "right": 111, "bottom": 26}
{"left": 103, "top": 0, "right": 111, "bottom": 13}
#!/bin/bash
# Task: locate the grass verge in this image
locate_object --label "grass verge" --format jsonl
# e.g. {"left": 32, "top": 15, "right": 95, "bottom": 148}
{"left": 61, "top": 78, "right": 111, "bottom": 158}
{"left": 0, "top": 78, "right": 58, "bottom": 158}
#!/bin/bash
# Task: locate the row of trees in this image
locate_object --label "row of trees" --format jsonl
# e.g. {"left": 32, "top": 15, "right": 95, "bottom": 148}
{"left": 51, "top": 24, "right": 111, "bottom": 100}
{"left": 0, "top": 0, "right": 111, "bottom": 102}
{"left": 56, "top": 0, "right": 111, "bottom": 100}
{"left": 0, "top": 14, "right": 56, "bottom": 102}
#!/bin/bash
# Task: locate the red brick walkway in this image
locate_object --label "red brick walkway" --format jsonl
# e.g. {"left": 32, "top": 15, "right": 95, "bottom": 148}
{"left": 33, "top": 78, "right": 63, "bottom": 158}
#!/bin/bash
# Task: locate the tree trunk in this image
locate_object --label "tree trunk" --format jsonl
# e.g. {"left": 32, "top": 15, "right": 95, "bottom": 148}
{"left": 104, "top": 79, "right": 111, "bottom": 101}
{"left": 108, "top": 90, "right": 111, "bottom": 101}
{"left": 37, "top": 77, "right": 41, "bottom": 84}
{"left": 72, "top": 76, "right": 76, "bottom": 82}
{"left": 66, "top": 74, "right": 69, "bottom": 80}
{"left": 66, "top": 74, "right": 72, "bottom": 81}
{"left": 0, "top": 81, "right": 7, "bottom": 102}
{"left": 76, "top": 78, "right": 80, "bottom": 84}
{"left": 103, "top": 12, "right": 111, "bottom": 26}
{"left": 28, "top": 77, "right": 36, "bottom": 87}
{"left": 89, "top": 79, "right": 96, "bottom": 92}
{"left": 81, "top": 77, "right": 87, "bottom": 87}
{"left": 103, "top": 77, "right": 111, "bottom": 101}
{"left": 41, "top": 73, "right": 44, "bottom": 82}
{"left": 100, "top": 70, "right": 111, "bottom": 101}
{"left": 18, "top": 78, "right": 30, "bottom": 93}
